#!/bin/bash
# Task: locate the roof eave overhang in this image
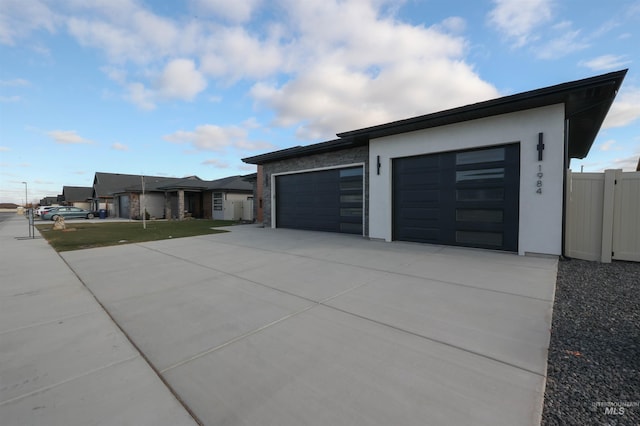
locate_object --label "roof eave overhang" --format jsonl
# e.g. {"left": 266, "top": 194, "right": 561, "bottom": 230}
{"left": 242, "top": 137, "right": 363, "bottom": 165}
{"left": 338, "top": 69, "right": 627, "bottom": 160}
{"left": 241, "top": 70, "right": 627, "bottom": 165}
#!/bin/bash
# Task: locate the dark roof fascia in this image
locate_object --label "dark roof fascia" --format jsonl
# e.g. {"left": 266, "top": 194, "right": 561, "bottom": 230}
{"left": 242, "top": 137, "right": 362, "bottom": 165}
{"left": 337, "top": 69, "right": 627, "bottom": 159}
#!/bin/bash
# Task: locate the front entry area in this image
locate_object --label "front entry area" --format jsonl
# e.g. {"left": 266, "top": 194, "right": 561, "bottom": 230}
{"left": 392, "top": 144, "right": 520, "bottom": 251}
{"left": 275, "top": 166, "right": 364, "bottom": 235}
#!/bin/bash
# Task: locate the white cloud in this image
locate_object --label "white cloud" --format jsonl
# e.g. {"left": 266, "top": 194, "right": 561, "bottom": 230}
{"left": 487, "top": 0, "right": 554, "bottom": 47}
{"left": 0, "top": 78, "right": 30, "bottom": 86}
{"left": 252, "top": 60, "right": 498, "bottom": 140}
{"left": 2, "top": 0, "right": 504, "bottom": 138}
{"left": 534, "top": 23, "right": 589, "bottom": 60}
{"left": 157, "top": 59, "right": 207, "bottom": 101}
{"left": 235, "top": 140, "right": 275, "bottom": 151}
{"left": 202, "top": 158, "right": 230, "bottom": 168}
{"left": 163, "top": 124, "right": 246, "bottom": 151}
{"left": 238, "top": 164, "right": 257, "bottom": 171}
{"left": 111, "top": 142, "right": 129, "bottom": 151}
{"left": 126, "top": 82, "right": 156, "bottom": 110}
{"left": 65, "top": 2, "right": 179, "bottom": 64}
{"left": 603, "top": 87, "right": 640, "bottom": 129}
{"left": 611, "top": 154, "right": 640, "bottom": 171}
{"left": 599, "top": 139, "right": 616, "bottom": 151}
{"left": 164, "top": 123, "right": 273, "bottom": 152}
{"left": 0, "top": 0, "right": 57, "bottom": 45}
{"left": 190, "top": 0, "right": 261, "bottom": 23}
{"left": 199, "top": 27, "right": 283, "bottom": 81}
{"left": 579, "top": 54, "right": 631, "bottom": 72}
{"left": 249, "top": 0, "right": 498, "bottom": 139}
{"left": 0, "top": 96, "right": 21, "bottom": 102}
{"left": 438, "top": 17, "right": 467, "bottom": 34}
{"left": 47, "top": 130, "right": 95, "bottom": 144}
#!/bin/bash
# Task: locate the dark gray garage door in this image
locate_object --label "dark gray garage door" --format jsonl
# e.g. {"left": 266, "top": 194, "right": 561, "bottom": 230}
{"left": 276, "top": 167, "right": 363, "bottom": 234}
{"left": 393, "top": 144, "right": 520, "bottom": 251}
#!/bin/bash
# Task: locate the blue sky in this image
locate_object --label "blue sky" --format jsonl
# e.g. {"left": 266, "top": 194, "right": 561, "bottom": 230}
{"left": 1, "top": 0, "right": 639, "bottom": 205}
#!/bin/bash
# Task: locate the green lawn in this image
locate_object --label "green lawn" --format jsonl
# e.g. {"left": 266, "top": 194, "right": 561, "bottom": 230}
{"left": 36, "top": 219, "right": 236, "bottom": 252}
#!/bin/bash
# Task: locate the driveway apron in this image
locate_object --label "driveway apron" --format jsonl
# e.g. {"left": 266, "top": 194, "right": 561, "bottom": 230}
{"left": 62, "top": 225, "right": 557, "bottom": 426}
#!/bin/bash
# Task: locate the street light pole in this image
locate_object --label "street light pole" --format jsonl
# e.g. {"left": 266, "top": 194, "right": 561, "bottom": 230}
{"left": 21, "top": 181, "right": 33, "bottom": 237}
{"left": 21, "top": 181, "right": 27, "bottom": 208}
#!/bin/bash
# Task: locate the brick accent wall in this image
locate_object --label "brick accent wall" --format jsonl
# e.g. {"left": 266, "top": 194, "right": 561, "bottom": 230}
{"left": 261, "top": 145, "right": 369, "bottom": 235}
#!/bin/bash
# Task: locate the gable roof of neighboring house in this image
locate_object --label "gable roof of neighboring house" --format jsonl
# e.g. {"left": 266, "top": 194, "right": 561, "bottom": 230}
{"left": 204, "top": 175, "right": 254, "bottom": 192}
{"left": 243, "top": 69, "right": 627, "bottom": 165}
{"left": 39, "top": 196, "right": 59, "bottom": 206}
{"left": 156, "top": 176, "right": 209, "bottom": 191}
{"left": 93, "top": 172, "right": 165, "bottom": 197}
{"left": 62, "top": 186, "right": 93, "bottom": 202}
{"left": 93, "top": 172, "right": 204, "bottom": 196}
{"left": 92, "top": 172, "right": 253, "bottom": 195}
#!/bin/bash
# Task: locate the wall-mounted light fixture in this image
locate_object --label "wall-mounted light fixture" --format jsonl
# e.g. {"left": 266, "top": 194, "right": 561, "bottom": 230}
{"left": 377, "top": 155, "right": 381, "bottom": 175}
{"left": 537, "top": 132, "right": 545, "bottom": 161}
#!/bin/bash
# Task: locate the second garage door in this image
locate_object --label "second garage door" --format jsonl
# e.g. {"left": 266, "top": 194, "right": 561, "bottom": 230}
{"left": 276, "top": 166, "right": 364, "bottom": 235}
{"left": 393, "top": 144, "right": 520, "bottom": 251}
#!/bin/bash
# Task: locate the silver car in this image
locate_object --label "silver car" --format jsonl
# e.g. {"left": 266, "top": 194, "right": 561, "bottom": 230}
{"left": 42, "top": 206, "right": 96, "bottom": 220}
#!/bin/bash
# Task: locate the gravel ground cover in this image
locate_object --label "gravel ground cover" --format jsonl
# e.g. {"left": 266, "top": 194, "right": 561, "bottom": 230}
{"left": 542, "top": 259, "right": 640, "bottom": 426}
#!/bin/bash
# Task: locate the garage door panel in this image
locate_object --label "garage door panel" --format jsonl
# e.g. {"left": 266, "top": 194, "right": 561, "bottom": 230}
{"left": 393, "top": 144, "right": 519, "bottom": 251}
{"left": 399, "top": 189, "right": 440, "bottom": 205}
{"left": 276, "top": 167, "right": 363, "bottom": 235}
{"left": 396, "top": 226, "right": 441, "bottom": 242}
{"left": 399, "top": 207, "right": 439, "bottom": 221}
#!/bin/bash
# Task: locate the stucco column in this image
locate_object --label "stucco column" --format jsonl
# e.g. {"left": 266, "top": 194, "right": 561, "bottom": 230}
{"left": 178, "top": 190, "right": 185, "bottom": 220}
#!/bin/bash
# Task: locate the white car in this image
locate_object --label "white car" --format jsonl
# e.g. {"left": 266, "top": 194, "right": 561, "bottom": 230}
{"left": 36, "top": 206, "right": 56, "bottom": 216}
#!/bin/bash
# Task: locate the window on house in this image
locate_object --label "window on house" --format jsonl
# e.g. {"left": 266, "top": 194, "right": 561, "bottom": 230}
{"left": 213, "top": 192, "right": 223, "bottom": 211}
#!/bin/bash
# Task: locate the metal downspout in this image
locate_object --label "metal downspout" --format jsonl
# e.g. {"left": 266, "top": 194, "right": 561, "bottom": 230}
{"left": 561, "top": 118, "right": 570, "bottom": 258}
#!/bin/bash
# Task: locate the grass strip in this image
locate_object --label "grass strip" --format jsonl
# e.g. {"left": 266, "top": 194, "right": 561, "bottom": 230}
{"left": 36, "top": 220, "right": 236, "bottom": 252}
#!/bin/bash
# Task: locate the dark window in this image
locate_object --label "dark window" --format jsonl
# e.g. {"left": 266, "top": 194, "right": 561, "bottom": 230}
{"left": 456, "top": 209, "right": 504, "bottom": 223}
{"left": 456, "top": 147, "right": 505, "bottom": 165}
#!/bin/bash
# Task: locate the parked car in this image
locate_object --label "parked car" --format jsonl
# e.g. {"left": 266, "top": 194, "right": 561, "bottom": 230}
{"left": 42, "top": 206, "right": 97, "bottom": 220}
{"left": 36, "top": 206, "right": 56, "bottom": 216}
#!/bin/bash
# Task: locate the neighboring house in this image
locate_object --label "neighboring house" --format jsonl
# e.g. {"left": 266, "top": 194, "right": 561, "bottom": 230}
{"left": 91, "top": 172, "right": 189, "bottom": 219}
{"left": 116, "top": 175, "right": 207, "bottom": 220}
{"left": 92, "top": 171, "right": 254, "bottom": 220}
{"left": 203, "top": 175, "right": 254, "bottom": 221}
{"left": 38, "top": 196, "right": 59, "bottom": 207}
{"left": 243, "top": 70, "right": 627, "bottom": 257}
{"left": 61, "top": 186, "right": 93, "bottom": 209}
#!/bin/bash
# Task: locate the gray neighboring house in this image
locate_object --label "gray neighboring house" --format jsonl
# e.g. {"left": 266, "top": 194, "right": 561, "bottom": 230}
{"left": 38, "top": 196, "right": 60, "bottom": 207}
{"left": 91, "top": 172, "right": 254, "bottom": 220}
{"left": 61, "top": 186, "right": 94, "bottom": 210}
{"left": 202, "top": 175, "right": 254, "bottom": 221}
{"left": 243, "top": 70, "right": 626, "bottom": 257}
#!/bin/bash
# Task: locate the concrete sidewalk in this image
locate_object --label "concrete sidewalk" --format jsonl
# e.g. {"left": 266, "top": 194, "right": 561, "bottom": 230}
{"left": 0, "top": 214, "right": 197, "bottom": 425}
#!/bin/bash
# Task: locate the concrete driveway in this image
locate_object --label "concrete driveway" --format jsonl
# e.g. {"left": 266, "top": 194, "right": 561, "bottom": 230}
{"left": 61, "top": 225, "right": 557, "bottom": 426}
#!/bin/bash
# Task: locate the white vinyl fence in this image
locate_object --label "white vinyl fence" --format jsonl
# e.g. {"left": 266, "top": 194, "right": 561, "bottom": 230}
{"left": 565, "top": 169, "right": 640, "bottom": 262}
{"left": 222, "top": 199, "right": 254, "bottom": 221}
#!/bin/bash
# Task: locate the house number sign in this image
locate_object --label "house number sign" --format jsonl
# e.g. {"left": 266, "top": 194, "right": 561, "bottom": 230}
{"left": 536, "top": 132, "right": 544, "bottom": 194}
{"left": 536, "top": 165, "right": 543, "bottom": 194}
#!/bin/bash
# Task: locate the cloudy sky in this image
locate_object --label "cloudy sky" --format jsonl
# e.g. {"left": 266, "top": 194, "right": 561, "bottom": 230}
{"left": 1, "top": 0, "right": 639, "bottom": 205}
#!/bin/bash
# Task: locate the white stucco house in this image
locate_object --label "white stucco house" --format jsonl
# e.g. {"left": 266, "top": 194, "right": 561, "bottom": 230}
{"left": 243, "top": 70, "right": 627, "bottom": 257}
